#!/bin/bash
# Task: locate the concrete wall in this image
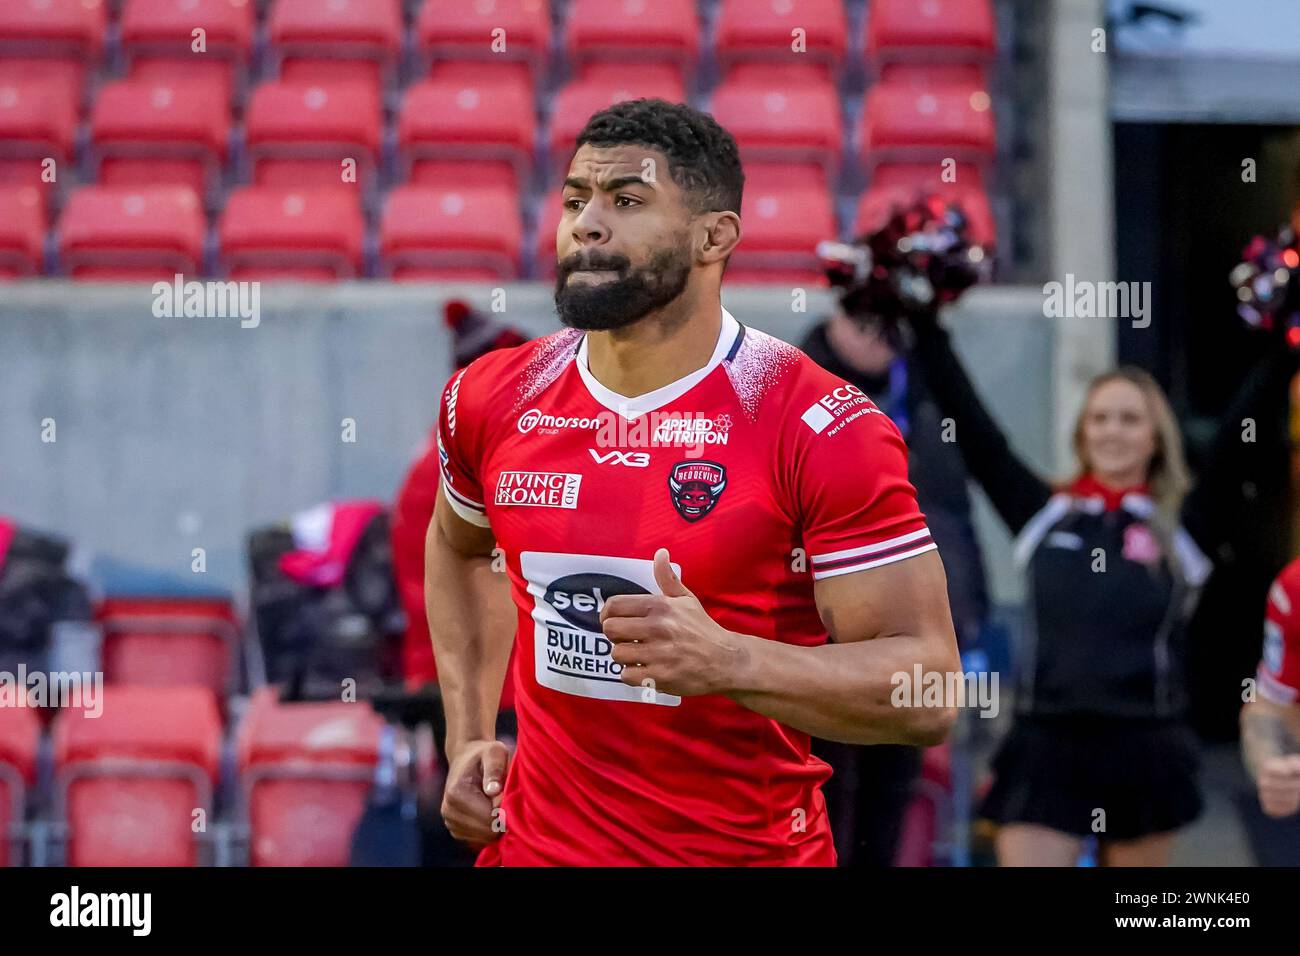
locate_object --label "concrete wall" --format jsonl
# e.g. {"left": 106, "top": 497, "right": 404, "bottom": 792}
{"left": 0, "top": 281, "right": 1056, "bottom": 605}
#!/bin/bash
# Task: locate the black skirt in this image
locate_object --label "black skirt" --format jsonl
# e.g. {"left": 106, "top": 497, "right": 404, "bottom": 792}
{"left": 978, "top": 715, "right": 1203, "bottom": 840}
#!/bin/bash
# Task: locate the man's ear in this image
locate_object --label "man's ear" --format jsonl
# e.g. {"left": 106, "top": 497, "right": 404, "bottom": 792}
{"left": 698, "top": 211, "right": 742, "bottom": 266}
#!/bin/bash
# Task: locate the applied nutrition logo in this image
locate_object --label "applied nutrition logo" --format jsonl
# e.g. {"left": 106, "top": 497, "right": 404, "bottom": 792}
{"left": 495, "top": 471, "right": 582, "bottom": 509}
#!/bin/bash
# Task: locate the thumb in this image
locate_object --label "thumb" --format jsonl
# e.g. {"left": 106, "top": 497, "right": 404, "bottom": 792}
{"left": 480, "top": 743, "right": 510, "bottom": 798}
{"left": 653, "top": 548, "right": 690, "bottom": 597}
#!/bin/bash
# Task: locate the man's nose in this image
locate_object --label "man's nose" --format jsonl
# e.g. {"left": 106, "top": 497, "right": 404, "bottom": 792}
{"left": 569, "top": 200, "right": 610, "bottom": 246}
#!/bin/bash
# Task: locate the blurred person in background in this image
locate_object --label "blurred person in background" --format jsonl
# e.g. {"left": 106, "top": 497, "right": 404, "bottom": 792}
{"left": 1241, "top": 556, "right": 1300, "bottom": 820}
{"left": 903, "top": 298, "right": 1300, "bottom": 866}
{"left": 802, "top": 294, "right": 991, "bottom": 866}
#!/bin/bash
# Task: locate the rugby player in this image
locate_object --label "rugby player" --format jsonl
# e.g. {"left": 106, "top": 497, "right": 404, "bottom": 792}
{"left": 426, "top": 99, "right": 960, "bottom": 865}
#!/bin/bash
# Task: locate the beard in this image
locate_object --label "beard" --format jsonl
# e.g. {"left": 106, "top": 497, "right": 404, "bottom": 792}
{"left": 554, "top": 244, "right": 692, "bottom": 331}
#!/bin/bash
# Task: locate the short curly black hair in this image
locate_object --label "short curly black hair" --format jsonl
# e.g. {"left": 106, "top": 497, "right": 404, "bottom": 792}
{"left": 573, "top": 99, "right": 745, "bottom": 216}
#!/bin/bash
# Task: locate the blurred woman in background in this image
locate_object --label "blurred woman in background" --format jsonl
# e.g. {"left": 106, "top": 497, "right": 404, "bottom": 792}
{"left": 905, "top": 303, "right": 1298, "bottom": 866}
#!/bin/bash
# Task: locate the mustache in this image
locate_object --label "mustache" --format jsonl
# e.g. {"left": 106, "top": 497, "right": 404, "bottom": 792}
{"left": 557, "top": 252, "right": 631, "bottom": 277}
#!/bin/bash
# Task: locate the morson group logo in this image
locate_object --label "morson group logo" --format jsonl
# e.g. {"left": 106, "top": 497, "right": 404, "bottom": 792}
{"left": 667, "top": 460, "right": 727, "bottom": 523}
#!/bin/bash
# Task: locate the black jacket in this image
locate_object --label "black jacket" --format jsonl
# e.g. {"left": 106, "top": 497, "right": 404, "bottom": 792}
{"left": 800, "top": 320, "right": 991, "bottom": 645}
{"left": 908, "top": 314, "right": 1300, "bottom": 717}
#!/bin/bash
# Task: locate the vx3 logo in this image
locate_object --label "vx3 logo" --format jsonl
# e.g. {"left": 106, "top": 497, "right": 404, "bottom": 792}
{"left": 589, "top": 448, "right": 651, "bottom": 468}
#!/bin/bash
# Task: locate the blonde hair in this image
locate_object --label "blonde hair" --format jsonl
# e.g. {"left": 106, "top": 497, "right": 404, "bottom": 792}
{"left": 1068, "top": 366, "right": 1192, "bottom": 523}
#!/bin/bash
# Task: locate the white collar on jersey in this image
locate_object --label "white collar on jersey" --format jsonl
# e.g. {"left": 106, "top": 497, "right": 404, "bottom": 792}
{"left": 574, "top": 306, "right": 742, "bottom": 419}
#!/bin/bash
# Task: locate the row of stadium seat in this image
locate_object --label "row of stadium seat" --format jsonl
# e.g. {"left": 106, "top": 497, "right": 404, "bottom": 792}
{"left": 0, "top": 594, "right": 401, "bottom": 867}
{"left": 0, "top": 0, "right": 996, "bottom": 110}
{"left": 1, "top": 64, "right": 995, "bottom": 200}
{"left": 0, "top": 66, "right": 995, "bottom": 280}
{"left": 0, "top": 0, "right": 999, "bottom": 280}
{"left": 1, "top": 685, "right": 387, "bottom": 866}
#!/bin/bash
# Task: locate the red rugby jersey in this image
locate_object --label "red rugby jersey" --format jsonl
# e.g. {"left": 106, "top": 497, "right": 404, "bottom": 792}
{"left": 1258, "top": 557, "right": 1300, "bottom": 707}
{"left": 436, "top": 308, "right": 936, "bottom": 865}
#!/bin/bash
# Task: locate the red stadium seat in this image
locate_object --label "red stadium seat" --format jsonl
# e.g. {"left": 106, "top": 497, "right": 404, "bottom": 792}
{"left": 564, "top": 0, "right": 698, "bottom": 73}
{"left": 0, "top": 706, "right": 40, "bottom": 867}
{"left": 120, "top": 0, "right": 255, "bottom": 107}
{"left": 0, "top": 0, "right": 107, "bottom": 106}
{"left": 415, "top": 0, "right": 550, "bottom": 79}
{"left": 97, "top": 597, "right": 239, "bottom": 701}
{"left": 0, "top": 0, "right": 108, "bottom": 53}
{"left": 729, "top": 180, "right": 834, "bottom": 284}
{"left": 866, "top": 0, "right": 996, "bottom": 71}
{"left": 0, "top": 77, "right": 76, "bottom": 209}
{"left": 0, "top": 186, "right": 47, "bottom": 278}
{"left": 58, "top": 185, "right": 206, "bottom": 280}
{"left": 533, "top": 188, "right": 562, "bottom": 278}
{"left": 245, "top": 80, "right": 382, "bottom": 192}
{"left": 397, "top": 70, "right": 535, "bottom": 190}
{"left": 709, "top": 71, "right": 843, "bottom": 183}
{"left": 715, "top": 0, "right": 847, "bottom": 75}
{"left": 380, "top": 184, "right": 522, "bottom": 280}
{"left": 237, "top": 688, "right": 381, "bottom": 867}
{"left": 878, "top": 62, "right": 988, "bottom": 87}
{"left": 90, "top": 78, "right": 230, "bottom": 203}
{"left": 859, "top": 79, "right": 995, "bottom": 169}
{"left": 548, "top": 68, "right": 686, "bottom": 177}
{"left": 860, "top": 162, "right": 995, "bottom": 245}
{"left": 53, "top": 686, "right": 222, "bottom": 867}
{"left": 744, "top": 160, "right": 830, "bottom": 193}
{"left": 268, "top": 0, "right": 402, "bottom": 96}
{"left": 407, "top": 159, "right": 520, "bottom": 194}
{"left": 723, "top": 59, "right": 834, "bottom": 87}
{"left": 0, "top": 58, "right": 83, "bottom": 112}
{"left": 219, "top": 186, "right": 365, "bottom": 280}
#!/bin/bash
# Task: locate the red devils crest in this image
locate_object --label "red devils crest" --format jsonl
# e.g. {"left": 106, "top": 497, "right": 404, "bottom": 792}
{"left": 668, "top": 460, "right": 727, "bottom": 523}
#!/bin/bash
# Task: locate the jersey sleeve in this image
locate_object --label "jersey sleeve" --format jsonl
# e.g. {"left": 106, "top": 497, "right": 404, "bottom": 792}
{"left": 1258, "top": 562, "right": 1300, "bottom": 705}
{"left": 784, "top": 375, "right": 935, "bottom": 580}
{"left": 436, "top": 364, "right": 491, "bottom": 528}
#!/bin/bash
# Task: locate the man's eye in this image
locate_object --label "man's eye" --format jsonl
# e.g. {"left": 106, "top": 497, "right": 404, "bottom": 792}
{"left": 615, "top": 195, "right": 639, "bottom": 207}
{"left": 564, "top": 197, "right": 584, "bottom": 211}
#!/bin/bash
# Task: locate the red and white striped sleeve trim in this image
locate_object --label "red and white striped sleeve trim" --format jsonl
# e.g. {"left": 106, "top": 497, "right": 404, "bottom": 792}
{"left": 810, "top": 528, "right": 936, "bottom": 580}
{"left": 436, "top": 430, "right": 490, "bottom": 528}
{"left": 441, "top": 474, "right": 490, "bottom": 528}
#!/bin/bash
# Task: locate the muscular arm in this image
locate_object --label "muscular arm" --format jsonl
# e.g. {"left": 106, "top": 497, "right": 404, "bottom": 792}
{"left": 726, "top": 550, "right": 961, "bottom": 745}
{"left": 602, "top": 549, "right": 961, "bottom": 746}
{"left": 425, "top": 485, "right": 515, "bottom": 763}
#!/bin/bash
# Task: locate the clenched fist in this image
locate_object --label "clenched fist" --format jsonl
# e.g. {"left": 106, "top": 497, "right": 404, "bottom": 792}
{"left": 442, "top": 739, "right": 510, "bottom": 845}
{"left": 1257, "top": 753, "right": 1300, "bottom": 818}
